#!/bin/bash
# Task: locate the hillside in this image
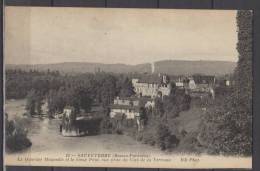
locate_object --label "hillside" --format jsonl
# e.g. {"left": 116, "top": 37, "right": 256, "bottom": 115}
{"left": 6, "top": 60, "right": 236, "bottom": 76}
{"left": 154, "top": 60, "right": 236, "bottom": 76}
{"left": 6, "top": 62, "right": 151, "bottom": 74}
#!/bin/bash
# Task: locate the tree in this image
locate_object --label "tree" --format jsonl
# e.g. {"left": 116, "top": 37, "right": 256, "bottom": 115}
{"left": 139, "top": 106, "right": 148, "bottom": 125}
{"left": 99, "top": 74, "right": 117, "bottom": 107}
{"left": 25, "top": 89, "right": 43, "bottom": 116}
{"left": 47, "top": 90, "right": 57, "bottom": 116}
{"left": 153, "top": 97, "right": 164, "bottom": 117}
{"left": 199, "top": 10, "right": 252, "bottom": 155}
{"left": 26, "top": 90, "right": 36, "bottom": 115}
{"left": 47, "top": 87, "right": 67, "bottom": 116}
{"left": 234, "top": 10, "right": 253, "bottom": 114}
{"left": 75, "top": 87, "right": 93, "bottom": 112}
{"left": 155, "top": 123, "right": 179, "bottom": 150}
{"left": 65, "top": 88, "right": 81, "bottom": 114}
{"left": 35, "top": 95, "right": 44, "bottom": 115}
{"left": 163, "top": 87, "right": 191, "bottom": 119}
{"left": 118, "top": 77, "right": 135, "bottom": 97}
{"left": 5, "top": 113, "right": 32, "bottom": 152}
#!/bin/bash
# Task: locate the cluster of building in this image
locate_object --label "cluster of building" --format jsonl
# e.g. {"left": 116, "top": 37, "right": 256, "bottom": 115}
{"left": 109, "top": 73, "right": 230, "bottom": 122}
{"left": 58, "top": 73, "right": 231, "bottom": 135}
{"left": 175, "top": 75, "right": 216, "bottom": 99}
{"left": 109, "top": 74, "right": 169, "bottom": 121}
{"left": 109, "top": 96, "right": 155, "bottom": 119}
{"left": 132, "top": 74, "right": 171, "bottom": 98}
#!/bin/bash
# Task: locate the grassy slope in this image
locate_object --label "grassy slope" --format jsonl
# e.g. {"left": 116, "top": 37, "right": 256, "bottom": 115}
{"left": 167, "top": 102, "right": 206, "bottom": 153}
{"left": 175, "top": 107, "right": 203, "bottom": 133}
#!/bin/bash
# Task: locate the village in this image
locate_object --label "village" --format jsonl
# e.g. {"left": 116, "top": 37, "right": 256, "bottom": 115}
{"left": 60, "top": 72, "right": 231, "bottom": 137}
{"left": 4, "top": 64, "right": 233, "bottom": 154}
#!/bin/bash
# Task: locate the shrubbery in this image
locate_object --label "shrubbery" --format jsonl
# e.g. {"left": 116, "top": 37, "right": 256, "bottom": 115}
{"left": 163, "top": 88, "right": 191, "bottom": 119}
{"left": 136, "top": 89, "right": 187, "bottom": 151}
{"left": 142, "top": 132, "right": 156, "bottom": 146}
{"left": 198, "top": 95, "right": 252, "bottom": 155}
{"left": 5, "top": 114, "right": 32, "bottom": 152}
{"left": 138, "top": 120, "right": 157, "bottom": 146}
{"left": 100, "top": 118, "right": 114, "bottom": 134}
{"left": 155, "top": 123, "right": 179, "bottom": 150}
{"left": 176, "top": 132, "right": 204, "bottom": 154}
{"left": 133, "top": 117, "right": 180, "bottom": 151}
{"left": 105, "top": 84, "right": 189, "bottom": 152}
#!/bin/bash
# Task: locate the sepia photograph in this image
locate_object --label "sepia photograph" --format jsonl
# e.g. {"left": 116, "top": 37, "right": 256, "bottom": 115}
{"left": 4, "top": 7, "right": 252, "bottom": 168}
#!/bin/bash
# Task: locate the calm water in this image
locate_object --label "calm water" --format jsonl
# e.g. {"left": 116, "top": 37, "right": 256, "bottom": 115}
{"left": 5, "top": 99, "right": 163, "bottom": 154}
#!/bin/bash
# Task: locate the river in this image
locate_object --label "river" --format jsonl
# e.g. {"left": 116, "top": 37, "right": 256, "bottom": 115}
{"left": 5, "top": 99, "right": 163, "bottom": 155}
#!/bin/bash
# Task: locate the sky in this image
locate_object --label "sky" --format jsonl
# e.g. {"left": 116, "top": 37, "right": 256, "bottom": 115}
{"left": 5, "top": 7, "right": 238, "bottom": 65}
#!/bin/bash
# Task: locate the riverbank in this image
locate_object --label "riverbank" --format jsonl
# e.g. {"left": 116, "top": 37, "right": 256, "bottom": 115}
{"left": 5, "top": 99, "right": 164, "bottom": 155}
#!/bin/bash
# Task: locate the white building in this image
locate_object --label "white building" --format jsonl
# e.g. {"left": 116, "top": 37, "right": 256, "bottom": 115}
{"left": 109, "top": 96, "right": 154, "bottom": 119}
{"left": 132, "top": 74, "right": 171, "bottom": 98}
{"left": 110, "top": 97, "right": 140, "bottom": 119}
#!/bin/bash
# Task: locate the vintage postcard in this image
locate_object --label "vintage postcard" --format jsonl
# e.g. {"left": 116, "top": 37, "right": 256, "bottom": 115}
{"left": 4, "top": 7, "right": 252, "bottom": 168}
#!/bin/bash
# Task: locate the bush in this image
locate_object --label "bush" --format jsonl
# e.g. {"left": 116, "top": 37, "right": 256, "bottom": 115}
{"left": 155, "top": 123, "right": 179, "bottom": 151}
{"left": 163, "top": 88, "right": 191, "bottom": 119}
{"left": 136, "top": 132, "right": 143, "bottom": 142}
{"left": 5, "top": 114, "right": 32, "bottom": 152}
{"left": 6, "top": 133, "right": 32, "bottom": 152}
{"left": 142, "top": 132, "right": 156, "bottom": 146}
{"left": 124, "top": 126, "right": 138, "bottom": 138}
{"left": 177, "top": 132, "right": 203, "bottom": 154}
{"left": 115, "top": 128, "right": 123, "bottom": 135}
{"left": 164, "top": 134, "right": 179, "bottom": 150}
{"left": 100, "top": 118, "right": 113, "bottom": 134}
{"left": 199, "top": 94, "right": 252, "bottom": 155}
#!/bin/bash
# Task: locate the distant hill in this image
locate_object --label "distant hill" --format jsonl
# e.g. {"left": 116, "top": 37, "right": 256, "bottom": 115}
{"left": 154, "top": 60, "right": 236, "bottom": 76}
{"left": 6, "top": 60, "right": 236, "bottom": 76}
{"left": 5, "top": 62, "right": 151, "bottom": 74}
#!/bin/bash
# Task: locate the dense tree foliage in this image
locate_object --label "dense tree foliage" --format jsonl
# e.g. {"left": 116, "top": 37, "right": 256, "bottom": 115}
{"left": 6, "top": 69, "right": 61, "bottom": 99}
{"left": 133, "top": 84, "right": 190, "bottom": 151}
{"left": 163, "top": 86, "right": 191, "bottom": 119}
{"left": 155, "top": 123, "right": 179, "bottom": 150}
{"left": 117, "top": 76, "right": 135, "bottom": 97}
{"left": 199, "top": 10, "right": 252, "bottom": 155}
{"left": 6, "top": 70, "right": 135, "bottom": 117}
{"left": 139, "top": 106, "right": 148, "bottom": 125}
{"left": 25, "top": 89, "right": 44, "bottom": 116}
